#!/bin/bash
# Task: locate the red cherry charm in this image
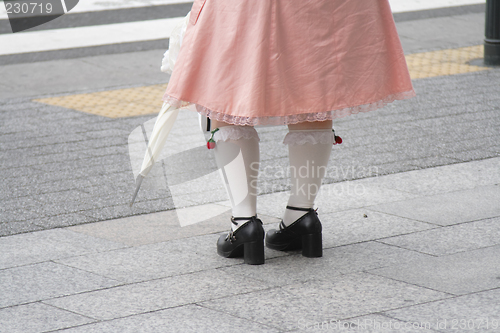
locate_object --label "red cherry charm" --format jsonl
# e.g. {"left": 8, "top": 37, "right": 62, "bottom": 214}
{"left": 332, "top": 129, "right": 342, "bottom": 145}
{"left": 207, "top": 127, "right": 219, "bottom": 149}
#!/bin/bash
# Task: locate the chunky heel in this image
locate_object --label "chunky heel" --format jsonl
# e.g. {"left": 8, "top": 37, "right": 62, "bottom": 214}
{"left": 266, "top": 206, "right": 323, "bottom": 257}
{"left": 301, "top": 233, "right": 322, "bottom": 258}
{"left": 244, "top": 239, "right": 265, "bottom": 265}
{"left": 218, "top": 216, "right": 265, "bottom": 263}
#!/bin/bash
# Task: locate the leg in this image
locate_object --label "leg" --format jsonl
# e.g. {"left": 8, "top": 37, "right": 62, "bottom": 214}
{"left": 284, "top": 120, "right": 332, "bottom": 225}
{"left": 211, "top": 120, "right": 259, "bottom": 223}
{"left": 266, "top": 120, "right": 333, "bottom": 258}
{"left": 211, "top": 120, "right": 264, "bottom": 265}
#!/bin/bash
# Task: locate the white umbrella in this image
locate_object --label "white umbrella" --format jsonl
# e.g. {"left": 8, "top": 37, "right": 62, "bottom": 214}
{"left": 130, "top": 12, "right": 191, "bottom": 206}
{"left": 130, "top": 102, "right": 180, "bottom": 206}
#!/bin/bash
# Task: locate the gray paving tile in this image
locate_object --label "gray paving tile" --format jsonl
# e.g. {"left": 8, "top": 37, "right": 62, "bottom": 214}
{"left": 254, "top": 191, "right": 290, "bottom": 219}
{"left": 82, "top": 128, "right": 130, "bottom": 140}
{"left": 12, "top": 167, "right": 94, "bottom": 186}
{"left": 444, "top": 149, "right": 500, "bottom": 163}
{"left": 43, "top": 269, "right": 270, "bottom": 321}
{"left": 76, "top": 196, "right": 268, "bottom": 241}
{"left": 33, "top": 212, "right": 97, "bottom": 229}
{"left": 257, "top": 178, "right": 290, "bottom": 196}
{"left": 291, "top": 314, "right": 438, "bottom": 333}
{"left": 67, "top": 210, "right": 197, "bottom": 246}
{"left": 81, "top": 171, "right": 136, "bottom": 188}
{"left": 255, "top": 182, "right": 419, "bottom": 219}
{"left": 3, "top": 134, "right": 89, "bottom": 150}
{"left": 201, "top": 272, "right": 450, "bottom": 331}
{"left": 80, "top": 199, "right": 173, "bottom": 221}
{"left": 53, "top": 237, "right": 232, "bottom": 283}
{"left": 69, "top": 208, "right": 279, "bottom": 247}
{"left": 359, "top": 158, "right": 500, "bottom": 195}
{"left": 358, "top": 161, "right": 421, "bottom": 177}
{"left": 384, "top": 289, "right": 500, "bottom": 333}
{"left": 171, "top": 189, "right": 230, "bottom": 206}
{"left": 0, "top": 228, "right": 126, "bottom": 269}
{"left": 323, "top": 154, "right": 386, "bottom": 182}
{"left": 148, "top": 231, "right": 288, "bottom": 262}
{"left": 355, "top": 157, "right": 500, "bottom": 196}
{"left": 29, "top": 155, "right": 128, "bottom": 173}
{"left": 221, "top": 242, "right": 431, "bottom": 285}
{"left": 57, "top": 304, "right": 279, "bottom": 333}
{"left": 2, "top": 176, "right": 92, "bottom": 200}
{"left": 407, "top": 156, "right": 461, "bottom": 169}
{"left": 79, "top": 145, "right": 127, "bottom": 158}
{"left": 0, "top": 165, "right": 43, "bottom": 179}
{"left": 320, "top": 209, "right": 436, "bottom": 248}
{"left": 78, "top": 187, "right": 136, "bottom": 208}
{"left": 0, "top": 207, "right": 41, "bottom": 224}
{"left": 0, "top": 196, "right": 41, "bottom": 213}
{"left": 0, "top": 261, "right": 121, "bottom": 308}
{"left": 29, "top": 190, "right": 102, "bottom": 214}
{"left": 1, "top": 149, "right": 85, "bottom": 167}
{"left": 378, "top": 217, "right": 500, "bottom": 256}
{"left": 0, "top": 220, "right": 45, "bottom": 236}
{"left": 370, "top": 245, "right": 500, "bottom": 295}
{"left": 487, "top": 142, "right": 500, "bottom": 153}
{"left": 315, "top": 182, "right": 420, "bottom": 214}
{"left": 0, "top": 302, "right": 95, "bottom": 333}
{"left": 201, "top": 286, "right": 321, "bottom": 332}
{"left": 369, "top": 185, "right": 500, "bottom": 226}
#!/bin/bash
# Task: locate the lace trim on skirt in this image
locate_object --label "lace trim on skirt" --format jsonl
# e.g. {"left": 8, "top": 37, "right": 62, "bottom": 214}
{"left": 162, "top": 90, "right": 416, "bottom": 126}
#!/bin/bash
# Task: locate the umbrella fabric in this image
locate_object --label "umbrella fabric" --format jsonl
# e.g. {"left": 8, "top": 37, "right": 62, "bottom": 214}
{"left": 130, "top": 102, "right": 180, "bottom": 206}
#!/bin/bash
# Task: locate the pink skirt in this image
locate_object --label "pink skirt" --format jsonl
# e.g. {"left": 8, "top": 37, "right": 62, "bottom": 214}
{"left": 163, "top": 0, "right": 415, "bottom": 126}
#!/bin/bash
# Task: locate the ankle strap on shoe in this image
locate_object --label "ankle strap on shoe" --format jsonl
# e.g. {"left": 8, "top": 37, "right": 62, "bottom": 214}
{"left": 286, "top": 206, "right": 314, "bottom": 212}
{"left": 231, "top": 215, "right": 258, "bottom": 226}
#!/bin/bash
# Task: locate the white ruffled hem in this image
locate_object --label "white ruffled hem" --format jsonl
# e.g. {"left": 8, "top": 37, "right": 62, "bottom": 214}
{"left": 213, "top": 125, "right": 260, "bottom": 142}
{"left": 162, "top": 90, "right": 416, "bottom": 126}
{"left": 283, "top": 130, "right": 334, "bottom": 146}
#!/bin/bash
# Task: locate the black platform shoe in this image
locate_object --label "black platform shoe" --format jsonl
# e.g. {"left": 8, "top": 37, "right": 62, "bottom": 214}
{"left": 265, "top": 206, "right": 322, "bottom": 257}
{"left": 217, "top": 216, "right": 265, "bottom": 265}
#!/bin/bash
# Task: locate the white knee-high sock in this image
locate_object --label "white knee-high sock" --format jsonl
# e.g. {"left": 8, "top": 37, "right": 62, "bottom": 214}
{"left": 283, "top": 129, "right": 333, "bottom": 226}
{"left": 213, "top": 126, "right": 260, "bottom": 231}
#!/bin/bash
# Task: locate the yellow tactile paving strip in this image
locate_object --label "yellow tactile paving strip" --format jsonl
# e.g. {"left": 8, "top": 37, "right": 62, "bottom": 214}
{"left": 35, "top": 45, "right": 492, "bottom": 118}
{"left": 406, "top": 45, "right": 488, "bottom": 79}
{"left": 36, "top": 84, "right": 168, "bottom": 118}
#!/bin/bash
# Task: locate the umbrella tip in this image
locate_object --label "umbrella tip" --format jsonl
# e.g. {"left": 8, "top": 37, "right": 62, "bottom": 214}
{"left": 130, "top": 175, "right": 145, "bottom": 207}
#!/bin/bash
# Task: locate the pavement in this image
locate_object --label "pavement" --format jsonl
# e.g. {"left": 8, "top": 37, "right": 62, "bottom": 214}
{"left": 1, "top": 1, "right": 500, "bottom": 332}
